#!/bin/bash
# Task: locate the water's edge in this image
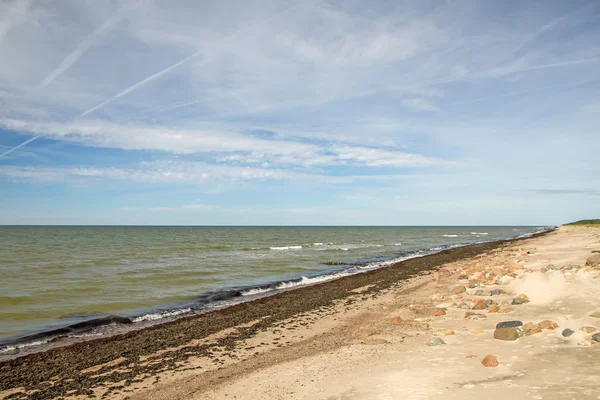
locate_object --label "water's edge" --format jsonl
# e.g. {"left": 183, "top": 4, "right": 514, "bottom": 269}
{"left": 0, "top": 227, "right": 554, "bottom": 357}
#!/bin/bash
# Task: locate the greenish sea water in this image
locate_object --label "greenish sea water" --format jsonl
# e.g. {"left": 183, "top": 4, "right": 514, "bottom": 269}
{"left": 0, "top": 225, "right": 548, "bottom": 351}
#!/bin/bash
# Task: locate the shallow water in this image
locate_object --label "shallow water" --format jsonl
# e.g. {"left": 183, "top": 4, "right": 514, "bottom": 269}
{"left": 0, "top": 225, "right": 547, "bottom": 348}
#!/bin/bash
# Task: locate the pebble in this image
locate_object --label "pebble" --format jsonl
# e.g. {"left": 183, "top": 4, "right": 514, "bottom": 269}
{"left": 390, "top": 316, "right": 402, "bottom": 324}
{"left": 465, "top": 312, "right": 486, "bottom": 320}
{"left": 433, "top": 309, "right": 446, "bottom": 317}
{"left": 580, "top": 326, "right": 597, "bottom": 334}
{"left": 472, "top": 329, "right": 484, "bottom": 334}
{"left": 496, "top": 320, "right": 523, "bottom": 329}
{"left": 522, "top": 322, "right": 536, "bottom": 331}
{"left": 525, "top": 327, "right": 543, "bottom": 336}
{"left": 488, "top": 305, "right": 499, "bottom": 313}
{"left": 592, "top": 333, "right": 600, "bottom": 343}
{"left": 538, "top": 320, "right": 559, "bottom": 330}
{"left": 481, "top": 354, "right": 499, "bottom": 367}
{"left": 452, "top": 286, "right": 466, "bottom": 294}
{"left": 512, "top": 294, "right": 530, "bottom": 305}
{"left": 585, "top": 254, "right": 600, "bottom": 267}
{"left": 494, "top": 327, "right": 520, "bottom": 341}
{"left": 562, "top": 328, "right": 575, "bottom": 337}
{"left": 466, "top": 354, "right": 477, "bottom": 358}
{"left": 589, "top": 311, "right": 600, "bottom": 319}
{"left": 427, "top": 337, "right": 446, "bottom": 346}
{"left": 496, "top": 276, "right": 514, "bottom": 285}
{"left": 457, "top": 302, "right": 470, "bottom": 309}
{"left": 490, "top": 289, "right": 503, "bottom": 296}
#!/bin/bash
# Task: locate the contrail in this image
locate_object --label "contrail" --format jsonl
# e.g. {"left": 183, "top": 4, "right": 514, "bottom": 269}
{"left": 40, "top": 11, "right": 119, "bottom": 87}
{"left": 80, "top": 49, "right": 202, "bottom": 117}
{"left": 0, "top": 136, "right": 39, "bottom": 159}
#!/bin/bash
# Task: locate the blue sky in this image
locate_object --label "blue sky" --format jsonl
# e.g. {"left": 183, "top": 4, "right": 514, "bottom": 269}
{"left": 0, "top": 0, "right": 599, "bottom": 225}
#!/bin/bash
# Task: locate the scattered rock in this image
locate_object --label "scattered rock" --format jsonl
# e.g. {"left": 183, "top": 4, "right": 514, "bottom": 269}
{"left": 466, "top": 354, "right": 477, "bottom": 358}
{"left": 434, "top": 329, "right": 455, "bottom": 336}
{"left": 589, "top": 311, "right": 600, "bottom": 319}
{"left": 580, "top": 326, "right": 597, "bottom": 334}
{"left": 496, "top": 320, "right": 523, "bottom": 329}
{"left": 496, "top": 276, "right": 515, "bottom": 285}
{"left": 542, "top": 264, "right": 558, "bottom": 272}
{"left": 490, "top": 289, "right": 503, "bottom": 296}
{"left": 433, "top": 309, "right": 446, "bottom": 317}
{"left": 390, "top": 316, "right": 402, "bottom": 324}
{"left": 538, "top": 320, "right": 558, "bottom": 330}
{"left": 457, "top": 302, "right": 470, "bottom": 309}
{"left": 452, "top": 286, "right": 466, "bottom": 294}
{"left": 512, "top": 294, "right": 530, "bottom": 305}
{"left": 427, "top": 337, "right": 446, "bottom": 346}
{"left": 465, "top": 312, "right": 487, "bottom": 320}
{"left": 562, "top": 329, "right": 575, "bottom": 337}
{"left": 523, "top": 322, "right": 536, "bottom": 331}
{"left": 472, "top": 329, "right": 484, "bottom": 334}
{"left": 488, "top": 305, "right": 499, "bottom": 313}
{"left": 592, "top": 333, "right": 600, "bottom": 343}
{"left": 525, "top": 327, "right": 543, "bottom": 336}
{"left": 494, "top": 327, "right": 520, "bottom": 341}
{"left": 585, "top": 254, "right": 600, "bottom": 267}
{"left": 481, "top": 354, "right": 499, "bottom": 367}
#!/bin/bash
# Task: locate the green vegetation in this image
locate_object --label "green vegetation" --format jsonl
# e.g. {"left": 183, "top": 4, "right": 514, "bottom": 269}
{"left": 566, "top": 219, "right": 600, "bottom": 226}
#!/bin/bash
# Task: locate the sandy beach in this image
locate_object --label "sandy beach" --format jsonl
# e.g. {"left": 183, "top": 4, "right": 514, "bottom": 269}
{"left": 2, "top": 226, "right": 600, "bottom": 399}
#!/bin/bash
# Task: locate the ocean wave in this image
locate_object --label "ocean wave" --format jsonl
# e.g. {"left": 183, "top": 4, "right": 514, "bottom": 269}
{"left": 270, "top": 245, "right": 303, "bottom": 250}
{"left": 442, "top": 234, "right": 458, "bottom": 238}
{"left": 0, "top": 339, "right": 52, "bottom": 354}
{"left": 132, "top": 308, "right": 192, "bottom": 323}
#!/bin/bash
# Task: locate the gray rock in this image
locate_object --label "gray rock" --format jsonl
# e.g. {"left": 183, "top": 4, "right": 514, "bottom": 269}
{"left": 562, "top": 328, "right": 575, "bottom": 337}
{"left": 496, "top": 320, "right": 523, "bottom": 329}
{"left": 585, "top": 254, "right": 600, "bottom": 267}
{"left": 512, "top": 297, "right": 530, "bottom": 305}
{"left": 490, "top": 289, "right": 503, "bottom": 296}
{"left": 592, "top": 333, "right": 600, "bottom": 343}
{"left": 494, "top": 327, "right": 520, "bottom": 341}
{"left": 427, "top": 337, "right": 446, "bottom": 346}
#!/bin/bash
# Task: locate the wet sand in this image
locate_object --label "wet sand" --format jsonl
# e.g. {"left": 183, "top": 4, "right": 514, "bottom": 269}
{"left": 0, "top": 230, "right": 566, "bottom": 399}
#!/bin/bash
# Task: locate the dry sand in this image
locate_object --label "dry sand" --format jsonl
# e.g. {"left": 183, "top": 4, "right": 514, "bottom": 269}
{"left": 122, "top": 226, "right": 600, "bottom": 400}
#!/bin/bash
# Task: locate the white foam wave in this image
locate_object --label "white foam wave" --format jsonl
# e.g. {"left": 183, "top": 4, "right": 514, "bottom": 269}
{"left": 312, "top": 242, "right": 324, "bottom": 246}
{"left": 470, "top": 232, "right": 488, "bottom": 235}
{"left": 394, "top": 243, "right": 402, "bottom": 246}
{"left": 0, "top": 339, "right": 51, "bottom": 354}
{"left": 132, "top": 308, "right": 191, "bottom": 323}
{"left": 241, "top": 287, "right": 272, "bottom": 296}
{"left": 270, "top": 245, "right": 302, "bottom": 250}
{"left": 442, "top": 234, "right": 458, "bottom": 238}
{"left": 275, "top": 272, "right": 352, "bottom": 290}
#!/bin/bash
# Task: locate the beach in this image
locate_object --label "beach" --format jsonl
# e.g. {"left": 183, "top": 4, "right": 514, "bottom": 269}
{"left": 1, "top": 226, "right": 599, "bottom": 399}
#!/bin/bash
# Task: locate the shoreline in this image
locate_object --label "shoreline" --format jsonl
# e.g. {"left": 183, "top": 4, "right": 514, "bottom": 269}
{"left": 0, "top": 230, "right": 554, "bottom": 399}
{"left": 0, "top": 229, "right": 549, "bottom": 358}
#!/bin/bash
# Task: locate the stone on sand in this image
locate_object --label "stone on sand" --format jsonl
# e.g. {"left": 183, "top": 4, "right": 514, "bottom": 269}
{"left": 434, "top": 329, "right": 455, "bottom": 336}
{"left": 538, "top": 320, "right": 559, "bottom": 330}
{"left": 525, "top": 327, "right": 543, "bottom": 336}
{"left": 580, "top": 326, "right": 597, "bottom": 334}
{"left": 427, "top": 337, "right": 446, "bottom": 346}
{"left": 472, "top": 329, "right": 484, "bottom": 334}
{"left": 452, "top": 286, "right": 466, "bottom": 294}
{"left": 498, "top": 307, "right": 514, "bottom": 314}
{"left": 481, "top": 354, "right": 499, "bottom": 367}
{"left": 585, "top": 254, "right": 600, "bottom": 267}
{"left": 562, "top": 328, "right": 575, "bottom": 337}
{"left": 494, "top": 327, "right": 520, "bottom": 341}
{"left": 496, "top": 276, "right": 514, "bottom": 285}
{"left": 390, "top": 316, "right": 402, "bottom": 324}
{"left": 433, "top": 309, "right": 446, "bottom": 316}
{"left": 496, "top": 320, "right": 523, "bottom": 329}
{"left": 589, "top": 311, "right": 600, "bottom": 319}
{"left": 512, "top": 294, "right": 530, "bottom": 305}
{"left": 592, "top": 333, "right": 600, "bottom": 343}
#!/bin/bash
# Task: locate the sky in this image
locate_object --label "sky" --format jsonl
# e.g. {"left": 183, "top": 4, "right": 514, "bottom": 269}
{"left": 0, "top": 0, "right": 599, "bottom": 226}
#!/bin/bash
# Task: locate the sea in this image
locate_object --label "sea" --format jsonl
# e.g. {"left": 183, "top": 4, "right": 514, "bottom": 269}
{"left": 0, "top": 225, "right": 551, "bottom": 354}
